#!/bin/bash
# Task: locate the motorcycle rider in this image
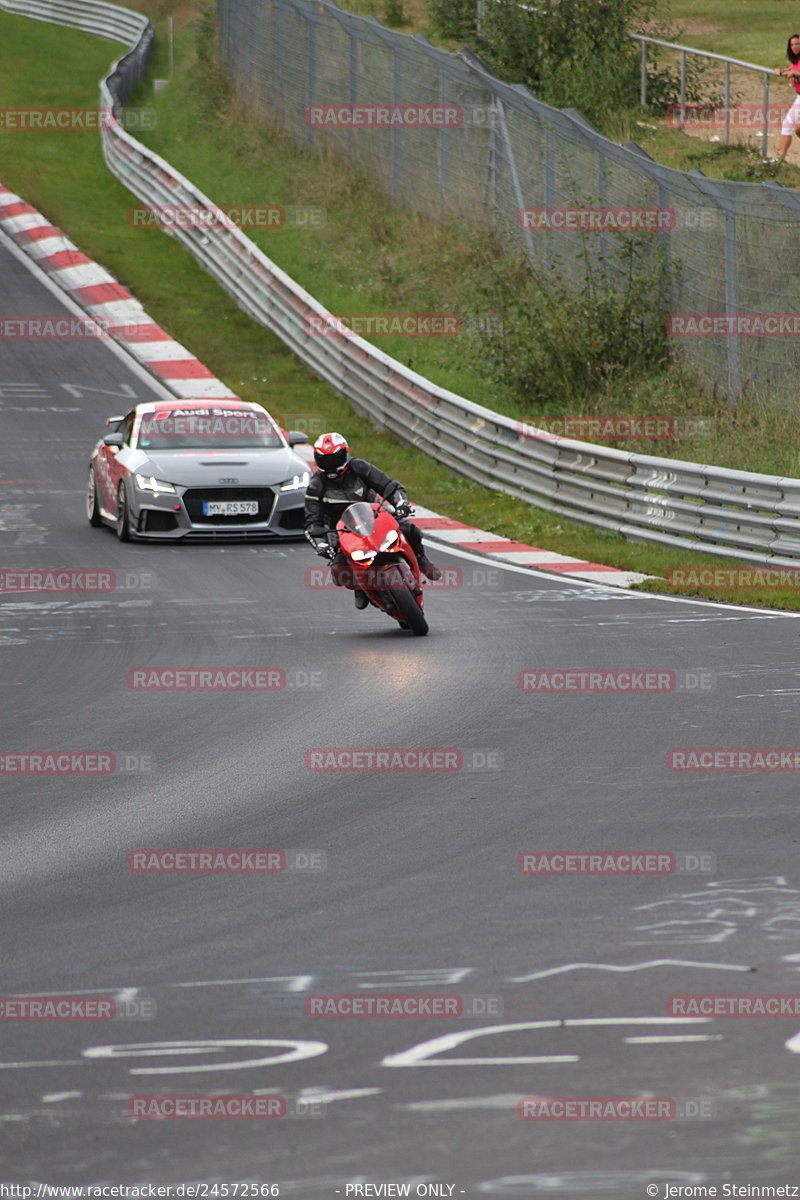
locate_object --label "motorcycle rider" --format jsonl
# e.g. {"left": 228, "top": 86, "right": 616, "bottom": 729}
{"left": 304, "top": 432, "right": 443, "bottom": 609}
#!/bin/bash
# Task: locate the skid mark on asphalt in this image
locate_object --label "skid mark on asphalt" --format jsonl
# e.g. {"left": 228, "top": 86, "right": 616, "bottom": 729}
{"left": 630, "top": 876, "right": 800, "bottom": 947}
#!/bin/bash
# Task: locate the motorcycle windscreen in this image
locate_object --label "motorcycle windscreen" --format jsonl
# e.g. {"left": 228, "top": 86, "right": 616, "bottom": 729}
{"left": 339, "top": 502, "right": 376, "bottom": 536}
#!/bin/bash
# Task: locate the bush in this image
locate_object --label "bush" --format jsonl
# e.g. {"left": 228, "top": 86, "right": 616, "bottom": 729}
{"left": 465, "top": 232, "right": 673, "bottom": 410}
{"left": 427, "top": 0, "right": 718, "bottom": 135}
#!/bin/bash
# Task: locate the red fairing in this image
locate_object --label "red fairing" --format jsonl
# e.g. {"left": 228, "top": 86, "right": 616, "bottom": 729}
{"left": 335, "top": 501, "right": 427, "bottom": 633}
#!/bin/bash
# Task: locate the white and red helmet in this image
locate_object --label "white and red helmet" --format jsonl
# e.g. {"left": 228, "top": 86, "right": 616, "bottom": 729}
{"left": 313, "top": 431, "right": 351, "bottom": 479}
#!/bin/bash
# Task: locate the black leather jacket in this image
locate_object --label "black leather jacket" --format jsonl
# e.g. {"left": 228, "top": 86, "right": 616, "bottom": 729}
{"left": 304, "top": 459, "right": 407, "bottom": 551}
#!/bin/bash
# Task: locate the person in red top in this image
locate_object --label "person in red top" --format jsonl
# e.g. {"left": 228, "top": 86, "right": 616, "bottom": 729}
{"left": 775, "top": 34, "right": 800, "bottom": 162}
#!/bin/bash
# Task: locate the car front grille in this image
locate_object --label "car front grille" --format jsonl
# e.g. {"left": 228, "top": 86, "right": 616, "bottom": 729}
{"left": 182, "top": 487, "right": 275, "bottom": 525}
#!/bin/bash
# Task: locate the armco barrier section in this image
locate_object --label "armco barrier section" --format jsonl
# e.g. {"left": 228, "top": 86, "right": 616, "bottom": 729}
{"left": 4, "top": 0, "right": 800, "bottom": 567}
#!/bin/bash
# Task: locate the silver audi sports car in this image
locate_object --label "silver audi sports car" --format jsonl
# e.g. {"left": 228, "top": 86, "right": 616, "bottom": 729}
{"left": 86, "top": 399, "right": 311, "bottom": 540}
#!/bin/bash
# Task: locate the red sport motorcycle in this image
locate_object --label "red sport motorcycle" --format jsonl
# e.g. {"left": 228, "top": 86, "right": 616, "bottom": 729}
{"left": 334, "top": 500, "right": 429, "bottom": 636}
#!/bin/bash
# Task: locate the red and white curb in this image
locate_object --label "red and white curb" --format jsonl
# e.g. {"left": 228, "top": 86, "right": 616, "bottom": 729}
{"left": 0, "top": 184, "right": 237, "bottom": 401}
{"left": 413, "top": 508, "right": 650, "bottom": 587}
{"left": 0, "top": 182, "right": 647, "bottom": 586}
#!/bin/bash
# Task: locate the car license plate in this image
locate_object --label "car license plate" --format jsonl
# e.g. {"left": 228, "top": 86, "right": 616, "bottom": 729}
{"left": 202, "top": 500, "right": 259, "bottom": 516}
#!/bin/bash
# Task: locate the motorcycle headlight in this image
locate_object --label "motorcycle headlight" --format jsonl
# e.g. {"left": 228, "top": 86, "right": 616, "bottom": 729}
{"left": 279, "top": 471, "right": 310, "bottom": 492}
{"left": 135, "top": 474, "right": 176, "bottom": 495}
{"left": 351, "top": 549, "right": 377, "bottom": 564}
{"left": 380, "top": 529, "right": 399, "bottom": 551}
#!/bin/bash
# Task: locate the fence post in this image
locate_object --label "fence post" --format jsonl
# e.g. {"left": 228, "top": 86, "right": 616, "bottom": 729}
{"left": 690, "top": 172, "right": 739, "bottom": 401}
{"left": 391, "top": 44, "right": 401, "bottom": 202}
{"left": 762, "top": 72, "right": 770, "bottom": 159}
{"left": 494, "top": 99, "right": 535, "bottom": 263}
{"left": 679, "top": 49, "right": 686, "bottom": 130}
{"left": 439, "top": 73, "right": 449, "bottom": 207}
{"left": 640, "top": 39, "right": 647, "bottom": 107}
{"left": 306, "top": 14, "right": 316, "bottom": 147}
{"left": 543, "top": 120, "right": 555, "bottom": 272}
{"left": 273, "top": 0, "right": 283, "bottom": 114}
{"left": 349, "top": 24, "right": 358, "bottom": 155}
{"left": 724, "top": 62, "right": 730, "bottom": 145}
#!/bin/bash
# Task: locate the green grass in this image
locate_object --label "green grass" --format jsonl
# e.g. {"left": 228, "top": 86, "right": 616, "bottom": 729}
{"left": 663, "top": 1, "right": 798, "bottom": 64}
{"left": 2, "top": 5, "right": 800, "bottom": 611}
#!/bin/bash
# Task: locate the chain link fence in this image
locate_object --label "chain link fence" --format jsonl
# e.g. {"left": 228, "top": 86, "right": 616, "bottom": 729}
{"left": 217, "top": 0, "right": 800, "bottom": 403}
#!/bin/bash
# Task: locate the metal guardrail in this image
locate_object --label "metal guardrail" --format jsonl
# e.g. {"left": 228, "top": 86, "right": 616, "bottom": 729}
{"left": 632, "top": 34, "right": 776, "bottom": 159}
{"left": 5, "top": 0, "right": 800, "bottom": 567}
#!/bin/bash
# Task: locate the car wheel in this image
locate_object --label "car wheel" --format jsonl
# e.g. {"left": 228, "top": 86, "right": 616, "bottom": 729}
{"left": 116, "top": 482, "right": 133, "bottom": 542}
{"left": 86, "top": 467, "right": 103, "bottom": 527}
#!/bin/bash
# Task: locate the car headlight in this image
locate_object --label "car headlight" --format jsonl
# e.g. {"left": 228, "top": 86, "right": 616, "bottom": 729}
{"left": 135, "top": 474, "right": 176, "bottom": 495}
{"left": 351, "top": 549, "right": 377, "bottom": 564}
{"left": 380, "top": 529, "right": 399, "bottom": 551}
{"left": 279, "top": 471, "right": 310, "bottom": 492}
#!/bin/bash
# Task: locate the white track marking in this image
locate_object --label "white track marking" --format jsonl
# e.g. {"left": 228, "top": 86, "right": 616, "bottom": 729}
{"left": 172, "top": 975, "right": 315, "bottom": 991}
{"left": 382, "top": 1017, "right": 711, "bottom": 1067}
{"left": 82, "top": 1038, "right": 328, "bottom": 1074}
{"left": 434, "top": 542, "right": 800, "bottom": 616}
{"left": 624, "top": 1036, "right": 723, "bottom": 1044}
{"left": 0, "top": 1060, "right": 83, "bottom": 1070}
{"left": 509, "top": 959, "right": 752, "bottom": 982}
{"left": 402, "top": 1095, "right": 521, "bottom": 1111}
{"left": 294, "top": 1087, "right": 383, "bottom": 1104}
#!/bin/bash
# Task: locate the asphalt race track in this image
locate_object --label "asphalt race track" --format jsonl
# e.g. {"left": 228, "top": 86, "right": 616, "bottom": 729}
{"left": 2, "top": 228, "right": 800, "bottom": 1196}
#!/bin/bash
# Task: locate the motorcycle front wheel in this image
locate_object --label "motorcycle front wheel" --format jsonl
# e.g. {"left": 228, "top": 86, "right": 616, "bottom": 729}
{"left": 385, "top": 565, "right": 428, "bottom": 636}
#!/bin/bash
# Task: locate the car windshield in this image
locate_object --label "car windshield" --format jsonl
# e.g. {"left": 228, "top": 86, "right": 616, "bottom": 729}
{"left": 137, "top": 409, "right": 283, "bottom": 450}
{"left": 339, "top": 502, "right": 375, "bottom": 536}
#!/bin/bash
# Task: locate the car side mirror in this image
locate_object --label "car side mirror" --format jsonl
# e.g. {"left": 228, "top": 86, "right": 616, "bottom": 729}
{"left": 288, "top": 430, "right": 309, "bottom": 445}
{"left": 103, "top": 432, "right": 124, "bottom": 448}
